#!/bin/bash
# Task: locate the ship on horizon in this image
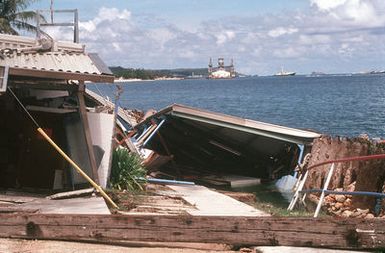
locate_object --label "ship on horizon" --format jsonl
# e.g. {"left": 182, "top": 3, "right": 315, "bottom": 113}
{"left": 275, "top": 67, "right": 296, "bottom": 76}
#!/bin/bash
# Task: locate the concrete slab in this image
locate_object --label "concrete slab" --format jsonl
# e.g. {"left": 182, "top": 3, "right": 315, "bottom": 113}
{"left": 253, "top": 246, "right": 370, "bottom": 253}
{"left": 221, "top": 174, "right": 261, "bottom": 188}
{"left": 0, "top": 238, "right": 234, "bottom": 253}
{"left": 18, "top": 196, "right": 110, "bottom": 214}
{"left": 0, "top": 191, "right": 44, "bottom": 203}
{"left": 167, "top": 184, "right": 269, "bottom": 216}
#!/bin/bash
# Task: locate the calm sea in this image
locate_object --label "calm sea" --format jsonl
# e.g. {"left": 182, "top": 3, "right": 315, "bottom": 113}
{"left": 91, "top": 75, "right": 385, "bottom": 138}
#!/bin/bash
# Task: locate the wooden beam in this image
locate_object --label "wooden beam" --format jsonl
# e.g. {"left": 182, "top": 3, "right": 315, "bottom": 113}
{"left": 0, "top": 213, "right": 383, "bottom": 249}
{"left": 77, "top": 81, "right": 100, "bottom": 184}
{"left": 26, "top": 105, "right": 77, "bottom": 114}
{"left": 9, "top": 67, "right": 114, "bottom": 83}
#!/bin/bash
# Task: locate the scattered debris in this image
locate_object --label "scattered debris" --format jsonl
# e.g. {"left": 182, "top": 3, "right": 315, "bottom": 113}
{"left": 46, "top": 188, "right": 94, "bottom": 200}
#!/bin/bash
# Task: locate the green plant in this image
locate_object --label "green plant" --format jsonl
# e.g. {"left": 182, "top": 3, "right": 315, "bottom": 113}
{"left": 110, "top": 148, "right": 147, "bottom": 191}
{"left": 0, "top": 0, "right": 45, "bottom": 35}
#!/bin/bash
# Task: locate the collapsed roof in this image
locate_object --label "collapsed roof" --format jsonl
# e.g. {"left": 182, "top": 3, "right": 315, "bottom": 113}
{"left": 135, "top": 104, "right": 321, "bottom": 180}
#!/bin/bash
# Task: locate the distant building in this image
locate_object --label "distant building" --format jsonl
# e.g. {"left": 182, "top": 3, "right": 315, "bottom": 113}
{"left": 208, "top": 58, "right": 235, "bottom": 79}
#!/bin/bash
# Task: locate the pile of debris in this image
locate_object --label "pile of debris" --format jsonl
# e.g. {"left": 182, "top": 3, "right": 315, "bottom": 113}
{"left": 310, "top": 181, "right": 385, "bottom": 218}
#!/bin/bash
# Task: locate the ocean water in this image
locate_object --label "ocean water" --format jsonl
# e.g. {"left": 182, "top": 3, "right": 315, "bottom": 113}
{"left": 91, "top": 75, "right": 385, "bottom": 138}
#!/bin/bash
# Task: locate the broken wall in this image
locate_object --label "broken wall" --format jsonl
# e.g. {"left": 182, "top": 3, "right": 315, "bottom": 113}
{"left": 306, "top": 136, "right": 385, "bottom": 209}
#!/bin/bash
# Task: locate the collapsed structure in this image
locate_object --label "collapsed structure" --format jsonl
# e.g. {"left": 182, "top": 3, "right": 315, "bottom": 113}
{"left": 132, "top": 104, "right": 321, "bottom": 186}
{"left": 0, "top": 34, "right": 115, "bottom": 191}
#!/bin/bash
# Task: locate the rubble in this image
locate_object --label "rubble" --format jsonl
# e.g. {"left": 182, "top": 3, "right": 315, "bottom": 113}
{"left": 311, "top": 181, "right": 384, "bottom": 218}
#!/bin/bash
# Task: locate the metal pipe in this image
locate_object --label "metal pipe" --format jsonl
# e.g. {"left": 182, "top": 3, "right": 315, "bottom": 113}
{"left": 136, "top": 125, "right": 152, "bottom": 142}
{"left": 293, "top": 144, "right": 304, "bottom": 178}
{"left": 300, "top": 189, "right": 385, "bottom": 197}
{"left": 142, "top": 119, "right": 166, "bottom": 147}
{"left": 308, "top": 153, "right": 385, "bottom": 171}
{"left": 74, "top": 9, "right": 79, "bottom": 43}
{"left": 146, "top": 177, "right": 195, "bottom": 185}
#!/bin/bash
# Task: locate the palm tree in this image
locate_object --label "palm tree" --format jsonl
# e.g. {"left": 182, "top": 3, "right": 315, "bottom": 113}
{"left": 0, "top": 0, "right": 42, "bottom": 35}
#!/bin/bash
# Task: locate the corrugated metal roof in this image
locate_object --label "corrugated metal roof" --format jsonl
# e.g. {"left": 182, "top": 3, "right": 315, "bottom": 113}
{"left": 1, "top": 52, "right": 102, "bottom": 74}
{"left": 0, "top": 34, "right": 113, "bottom": 82}
{"left": 137, "top": 104, "right": 321, "bottom": 144}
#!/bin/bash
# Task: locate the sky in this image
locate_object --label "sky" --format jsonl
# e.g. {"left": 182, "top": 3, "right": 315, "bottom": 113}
{"left": 28, "top": 0, "right": 385, "bottom": 75}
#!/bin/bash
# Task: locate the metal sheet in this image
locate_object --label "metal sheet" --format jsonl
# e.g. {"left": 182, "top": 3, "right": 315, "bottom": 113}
{"left": 87, "top": 112, "right": 114, "bottom": 188}
{"left": 0, "top": 34, "right": 113, "bottom": 82}
{"left": 138, "top": 104, "right": 321, "bottom": 144}
{"left": 1, "top": 52, "right": 101, "bottom": 74}
{"left": 88, "top": 53, "right": 113, "bottom": 75}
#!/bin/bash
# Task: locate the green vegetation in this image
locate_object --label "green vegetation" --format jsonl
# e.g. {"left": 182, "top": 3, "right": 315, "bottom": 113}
{"left": 110, "top": 67, "right": 159, "bottom": 80}
{"left": 110, "top": 148, "right": 147, "bottom": 191}
{"left": 110, "top": 66, "right": 208, "bottom": 80}
{"left": 0, "top": 0, "right": 43, "bottom": 35}
{"left": 240, "top": 184, "right": 315, "bottom": 216}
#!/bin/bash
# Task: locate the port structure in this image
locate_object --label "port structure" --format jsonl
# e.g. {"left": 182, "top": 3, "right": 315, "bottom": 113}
{"left": 208, "top": 57, "right": 235, "bottom": 79}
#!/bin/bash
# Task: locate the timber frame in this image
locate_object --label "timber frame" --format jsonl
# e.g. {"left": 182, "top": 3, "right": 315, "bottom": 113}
{"left": 0, "top": 213, "right": 384, "bottom": 250}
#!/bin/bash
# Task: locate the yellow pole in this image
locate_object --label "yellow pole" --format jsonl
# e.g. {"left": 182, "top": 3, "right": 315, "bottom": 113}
{"left": 37, "top": 128, "right": 119, "bottom": 209}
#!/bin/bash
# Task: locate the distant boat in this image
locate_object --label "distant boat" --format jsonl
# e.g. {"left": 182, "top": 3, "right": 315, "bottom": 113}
{"left": 369, "top": 70, "right": 385, "bottom": 75}
{"left": 275, "top": 67, "right": 296, "bottom": 76}
{"left": 309, "top": 71, "right": 326, "bottom": 77}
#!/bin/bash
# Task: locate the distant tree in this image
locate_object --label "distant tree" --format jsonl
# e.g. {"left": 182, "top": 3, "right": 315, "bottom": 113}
{"left": 0, "top": 0, "right": 42, "bottom": 35}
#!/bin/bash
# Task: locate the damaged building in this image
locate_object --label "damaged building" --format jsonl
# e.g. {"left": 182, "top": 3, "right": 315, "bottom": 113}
{"left": 0, "top": 34, "right": 115, "bottom": 192}
{"left": 133, "top": 104, "right": 321, "bottom": 187}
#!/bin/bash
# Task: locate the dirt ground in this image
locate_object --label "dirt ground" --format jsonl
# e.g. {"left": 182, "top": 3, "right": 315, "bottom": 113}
{"left": 0, "top": 238, "right": 236, "bottom": 253}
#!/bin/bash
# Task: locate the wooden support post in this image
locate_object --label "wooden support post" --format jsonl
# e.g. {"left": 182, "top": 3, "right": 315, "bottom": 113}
{"left": 77, "top": 81, "right": 99, "bottom": 184}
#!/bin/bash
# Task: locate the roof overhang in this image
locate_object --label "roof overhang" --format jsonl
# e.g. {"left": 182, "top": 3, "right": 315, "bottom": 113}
{"left": 8, "top": 67, "right": 114, "bottom": 83}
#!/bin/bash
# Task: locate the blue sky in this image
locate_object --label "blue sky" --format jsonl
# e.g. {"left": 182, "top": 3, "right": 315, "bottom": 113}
{"left": 29, "top": 0, "right": 385, "bottom": 75}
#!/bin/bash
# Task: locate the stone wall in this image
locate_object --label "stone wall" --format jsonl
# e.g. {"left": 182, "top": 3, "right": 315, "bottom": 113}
{"left": 305, "top": 136, "right": 385, "bottom": 211}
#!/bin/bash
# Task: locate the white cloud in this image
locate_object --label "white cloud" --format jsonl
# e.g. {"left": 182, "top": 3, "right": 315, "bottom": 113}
{"left": 268, "top": 27, "right": 299, "bottom": 38}
{"left": 80, "top": 7, "right": 131, "bottom": 33}
{"left": 311, "top": 0, "right": 385, "bottom": 27}
{"left": 41, "top": 3, "right": 385, "bottom": 75}
{"left": 299, "top": 34, "right": 331, "bottom": 45}
{"left": 311, "top": 0, "right": 347, "bottom": 11}
{"left": 273, "top": 47, "right": 303, "bottom": 59}
{"left": 215, "top": 30, "right": 236, "bottom": 45}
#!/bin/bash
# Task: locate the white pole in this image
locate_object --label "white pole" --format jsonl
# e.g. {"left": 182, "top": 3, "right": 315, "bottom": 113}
{"left": 314, "top": 163, "right": 335, "bottom": 218}
{"left": 288, "top": 170, "right": 308, "bottom": 211}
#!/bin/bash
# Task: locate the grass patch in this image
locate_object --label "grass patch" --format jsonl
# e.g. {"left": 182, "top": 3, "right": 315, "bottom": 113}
{"left": 236, "top": 183, "right": 314, "bottom": 216}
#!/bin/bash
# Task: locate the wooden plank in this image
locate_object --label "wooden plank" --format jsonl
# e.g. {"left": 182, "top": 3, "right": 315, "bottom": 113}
{"left": 0, "top": 213, "right": 384, "bottom": 249}
{"left": 46, "top": 188, "right": 94, "bottom": 200}
{"left": 77, "top": 82, "right": 99, "bottom": 184}
{"left": 26, "top": 105, "right": 77, "bottom": 114}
